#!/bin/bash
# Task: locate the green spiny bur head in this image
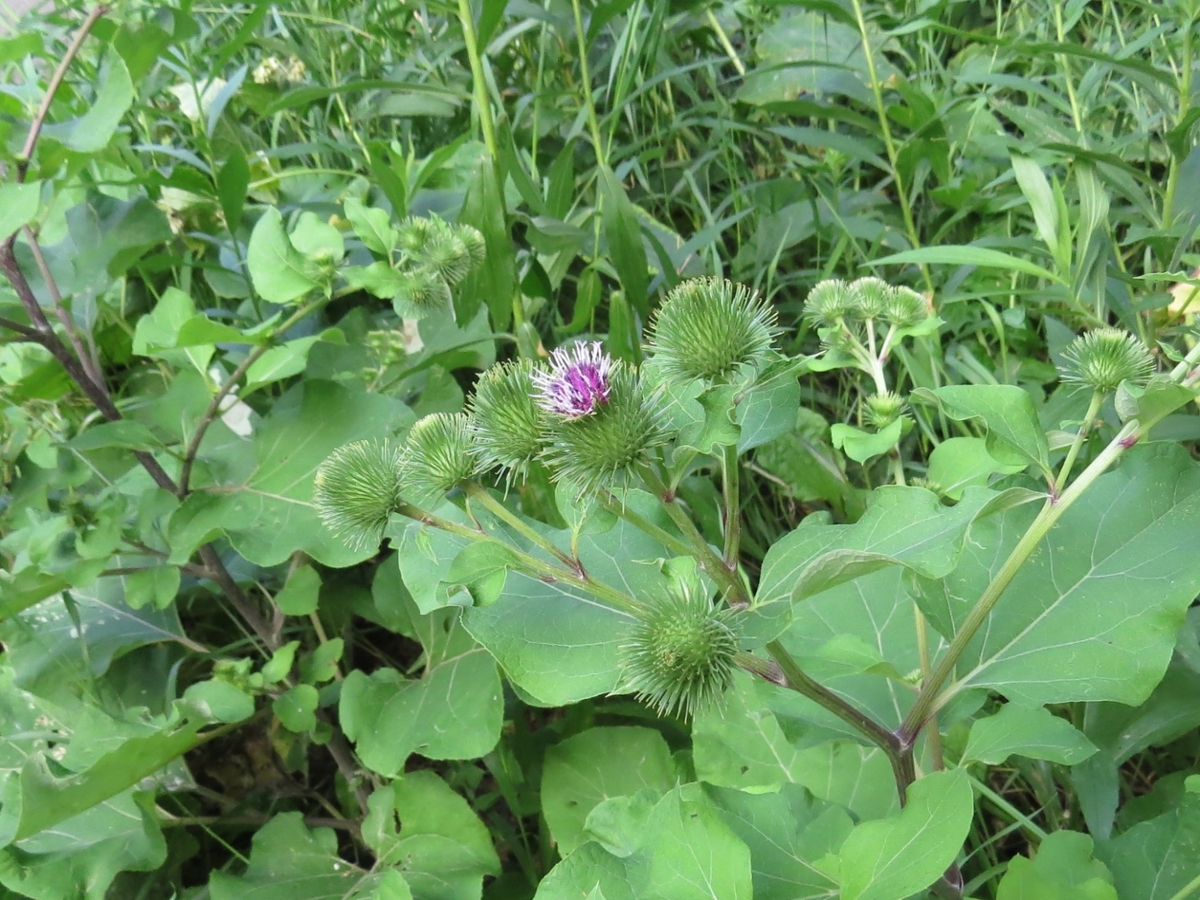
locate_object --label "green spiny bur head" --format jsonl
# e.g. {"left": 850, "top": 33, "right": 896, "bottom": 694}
{"left": 423, "top": 220, "right": 473, "bottom": 286}
{"left": 803, "top": 279, "right": 856, "bottom": 325}
{"left": 539, "top": 363, "right": 668, "bottom": 493}
{"left": 885, "top": 285, "right": 929, "bottom": 328}
{"left": 456, "top": 224, "right": 487, "bottom": 268}
{"left": 393, "top": 267, "right": 452, "bottom": 318}
{"left": 468, "top": 359, "right": 544, "bottom": 482}
{"left": 621, "top": 580, "right": 738, "bottom": 718}
{"left": 647, "top": 276, "right": 778, "bottom": 381}
{"left": 402, "top": 412, "right": 480, "bottom": 501}
{"left": 396, "top": 216, "right": 433, "bottom": 254}
{"left": 1059, "top": 327, "right": 1154, "bottom": 394}
{"left": 865, "top": 391, "right": 906, "bottom": 428}
{"left": 313, "top": 438, "right": 406, "bottom": 550}
{"left": 849, "top": 277, "right": 891, "bottom": 320}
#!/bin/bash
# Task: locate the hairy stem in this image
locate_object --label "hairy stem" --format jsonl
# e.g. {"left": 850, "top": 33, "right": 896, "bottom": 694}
{"left": 594, "top": 489, "right": 695, "bottom": 557}
{"left": 179, "top": 296, "right": 327, "bottom": 494}
{"left": 464, "top": 481, "right": 583, "bottom": 574}
{"left": 720, "top": 443, "right": 741, "bottom": 569}
{"left": 397, "top": 503, "right": 644, "bottom": 615}
{"left": 17, "top": 4, "right": 110, "bottom": 181}
{"left": 1053, "top": 390, "right": 1104, "bottom": 495}
{"left": 640, "top": 464, "right": 752, "bottom": 606}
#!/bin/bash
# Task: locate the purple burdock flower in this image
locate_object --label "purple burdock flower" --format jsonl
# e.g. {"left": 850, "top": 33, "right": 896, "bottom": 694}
{"left": 532, "top": 342, "right": 613, "bottom": 418}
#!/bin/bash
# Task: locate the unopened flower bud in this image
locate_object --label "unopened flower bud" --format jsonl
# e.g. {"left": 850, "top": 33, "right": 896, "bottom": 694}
{"left": 1059, "top": 327, "right": 1154, "bottom": 394}
{"left": 850, "top": 277, "right": 891, "bottom": 320}
{"left": 885, "top": 286, "right": 929, "bottom": 328}
{"left": 402, "top": 413, "right": 479, "bottom": 502}
{"left": 393, "top": 268, "right": 452, "bottom": 317}
{"left": 621, "top": 579, "right": 738, "bottom": 718}
{"left": 647, "top": 276, "right": 778, "bottom": 381}
{"left": 468, "top": 360, "right": 544, "bottom": 482}
{"left": 314, "top": 439, "right": 406, "bottom": 550}
{"left": 865, "top": 391, "right": 906, "bottom": 428}
{"left": 803, "top": 279, "right": 856, "bottom": 326}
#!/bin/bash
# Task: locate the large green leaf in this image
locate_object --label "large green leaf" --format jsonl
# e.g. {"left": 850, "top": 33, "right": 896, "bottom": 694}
{"left": 462, "top": 571, "right": 635, "bottom": 705}
{"left": 0, "top": 182, "right": 41, "bottom": 241}
{"left": 536, "top": 784, "right": 752, "bottom": 900}
{"left": 448, "top": 493, "right": 673, "bottom": 705}
{"left": 208, "top": 812, "right": 392, "bottom": 900}
{"left": 708, "top": 785, "right": 848, "bottom": 900}
{"left": 962, "top": 704, "right": 1096, "bottom": 766}
{"left": 1098, "top": 785, "right": 1200, "bottom": 900}
{"left": 541, "top": 726, "right": 677, "bottom": 857}
{"left": 913, "top": 384, "right": 1052, "bottom": 478}
{"left": 169, "top": 380, "right": 412, "bottom": 567}
{"left": 1071, "top": 663, "right": 1200, "bottom": 838}
{"left": 694, "top": 672, "right": 901, "bottom": 820}
{"left": 0, "top": 792, "right": 165, "bottom": 900}
{"left": 837, "top": 768, "right": 974, "bottom": 900}
{"left": 916, "top": 443, "right": 1200, "bottom": 706}
{"left": 998, "top": 831, "right": 1117, "bottom": 900}
{"left": 754, "top": 484, "right": 1028, "bottom": 641}
{"left": 737, "top": 10, "right": 893, "bottom": 106}
{"left": 246, "top": 208, "right": 325, "bottom": 304}
{"left": 340, "top": 577, "right": 503, "bottom": 776}
{"left": 363, "top": 772, "right": 500, "bottom": 900}
{"left": 0, "top": 578, "right": 191, "bottom": 697}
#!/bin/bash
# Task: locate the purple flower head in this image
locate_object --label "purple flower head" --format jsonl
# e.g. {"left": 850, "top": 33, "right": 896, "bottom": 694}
{"left": 532, "top": 342, "right": 613, "bottom": 418}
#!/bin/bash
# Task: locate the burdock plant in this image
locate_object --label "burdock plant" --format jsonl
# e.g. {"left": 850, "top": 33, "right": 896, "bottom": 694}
{"left": 299, "top": 241, "right": 1200, "bottom": 900}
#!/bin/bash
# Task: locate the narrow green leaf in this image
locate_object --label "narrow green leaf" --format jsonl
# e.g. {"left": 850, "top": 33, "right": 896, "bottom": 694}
{"left": 875, "top": 245, "right": 1063, "bottom": 283}
{"left": 457, "top": 155, "right": 513, "bottom": 329}
{"left": 598, "top": 164, "right": 650, "bottom": 317}
{"left": 8, "top": 722, "right": 203, "bottom": 842}
{"left": 51, "top": 56, "right": 133, "bottom": 153}
{"left": 216, "top": 147, "right": 249, "bottom": 232}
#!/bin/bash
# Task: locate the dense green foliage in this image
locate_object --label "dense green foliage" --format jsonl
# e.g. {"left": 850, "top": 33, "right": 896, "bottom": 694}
{"left": 4, "top": 0, "right": 1200, "bottom": 898}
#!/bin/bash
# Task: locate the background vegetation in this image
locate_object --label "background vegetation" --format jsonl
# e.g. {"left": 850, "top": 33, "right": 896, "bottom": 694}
{"left": 3, "top": 0, "right": 1200, "bottom": 897}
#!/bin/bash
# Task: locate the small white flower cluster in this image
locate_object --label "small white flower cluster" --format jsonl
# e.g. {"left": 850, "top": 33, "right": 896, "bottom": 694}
{"left": 252, "top": 55, "right": 307, "bottom": 86}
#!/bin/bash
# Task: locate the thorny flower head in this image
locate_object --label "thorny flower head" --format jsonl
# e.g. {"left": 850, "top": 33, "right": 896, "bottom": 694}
{"left": 531, "top": 342, "right": 613, "bottom": 419}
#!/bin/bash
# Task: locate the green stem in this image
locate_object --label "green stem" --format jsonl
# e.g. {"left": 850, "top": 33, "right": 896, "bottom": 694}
{"left": 464, "top": 482, "right": 582, "bottom": 574}
{"left": 970, "top": 774, "right": 1049, "bottom": 840}
{"left": 570, "top": 0, "right": 607, "bottom": 165}
{"left": 742, "top": 643, "right": 917, "bottom": 802}
{"left": 594, "top": 490, "right": 694, "bottom": 558}
{"left": 454, "top": 0, "right": 526, "bottom": 336}
{"left": 397, "top": 503, "right": 643, "bottom": 616}
{"left": 901, "top": 419, "right": 1140, "bottom": 739}
{"left": 1167, "top": 871, "right": 1200, "bottom": 900}
{"left": 721, "top": 443, "right": 741, "bottom": 568}
{"left": 762, "top": 642, "right": 900, "bottom": 754}
{"left": 705, "top": 9, "right": 745, "bottom": 75}
{"left": 1053, "top": 390, "right": 1104, "bottom": 495}
{"left": 847, "top": 0, "right": 934, "bottom": 295}
{"left": 455, "top": 0, "right": 498, "bottom": 160}
{"left": 640, "top": 465, "right": 751, "bottom": 606}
